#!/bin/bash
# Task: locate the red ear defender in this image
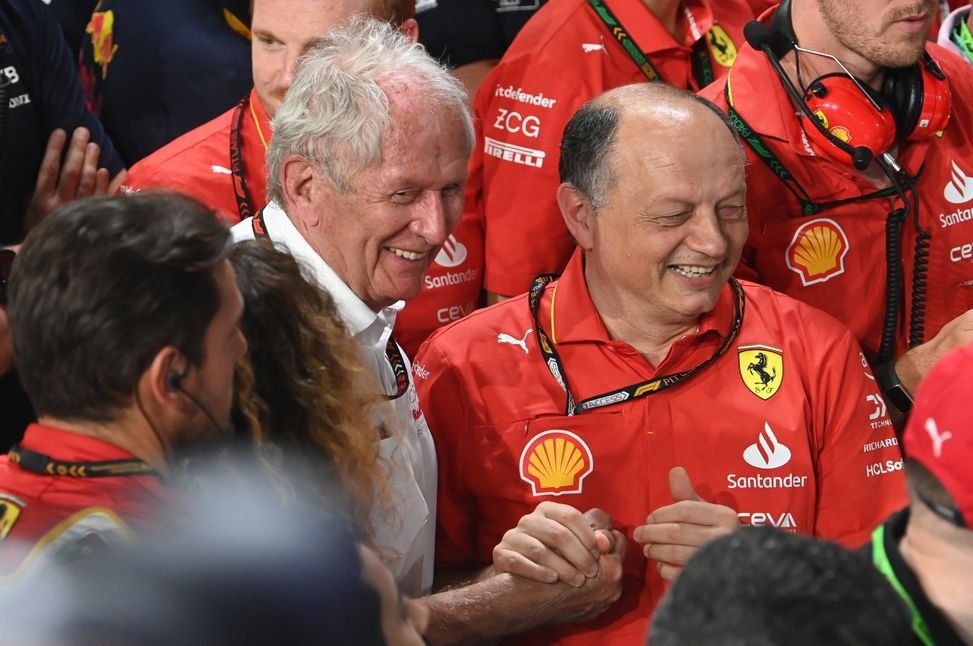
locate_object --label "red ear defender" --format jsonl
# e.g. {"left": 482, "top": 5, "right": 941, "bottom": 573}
{"left": 800, "top": 73, "right": 897, "bottom": 167}
{"left": 908, "top": 52, "right": 951, "bottom": 141}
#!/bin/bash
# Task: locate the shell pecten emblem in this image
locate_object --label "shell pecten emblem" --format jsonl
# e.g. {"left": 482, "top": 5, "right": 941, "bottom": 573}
{"left": 785, "top": 218, "right": 850, "bottom": 287}
{"left": 519, "top": 430, "right": 594, "bottom": 497}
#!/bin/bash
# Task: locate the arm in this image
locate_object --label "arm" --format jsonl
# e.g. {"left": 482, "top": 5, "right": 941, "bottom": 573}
{"left": 811, "top": 320, "right": 906, "bottom": 547}
{"left": 893, "top": 309, "right": 973, "bottom": 395}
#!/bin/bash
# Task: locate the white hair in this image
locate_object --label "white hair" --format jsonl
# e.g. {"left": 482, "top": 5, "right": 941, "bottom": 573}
{"left": 266, "top": 17, "right": 474, "bottom": 202}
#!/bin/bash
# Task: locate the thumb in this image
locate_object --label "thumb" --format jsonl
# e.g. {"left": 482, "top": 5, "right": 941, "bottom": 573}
{"left": 669, "top": 466, "right": 702, "bottom": 502}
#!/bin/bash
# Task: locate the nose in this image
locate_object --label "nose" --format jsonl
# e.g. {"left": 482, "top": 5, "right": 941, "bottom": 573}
{"left": 280, "top": 51, "right": 301, "bottom": 94}
{"left": 685, "top": 209, "right": 729, "bottom": 259}
{"left": 410, "top": 191, "right": 451, "bottom": 246}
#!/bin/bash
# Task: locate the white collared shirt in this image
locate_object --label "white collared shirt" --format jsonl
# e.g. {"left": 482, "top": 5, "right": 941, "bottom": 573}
{"left": 232, "top": 202, "right": 437, "bottom": 595}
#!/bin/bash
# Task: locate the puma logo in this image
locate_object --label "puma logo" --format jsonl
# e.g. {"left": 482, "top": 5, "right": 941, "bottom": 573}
{"left": 924, "top": 418, "right": 953, "bottom": 458}
{"left": 498, "top": 329, "right": 533, "bottom": 354}
{"left": 582, "top": 43, "right": 606, "bottom": 53}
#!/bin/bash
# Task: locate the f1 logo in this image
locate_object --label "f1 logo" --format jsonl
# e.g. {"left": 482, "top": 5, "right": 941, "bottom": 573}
{"left": 866, "top": 393, "right": 887, "bottom": 420}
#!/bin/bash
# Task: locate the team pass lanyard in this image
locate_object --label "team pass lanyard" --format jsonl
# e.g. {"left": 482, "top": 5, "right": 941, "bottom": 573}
{"left": 587, "top": 0, "right": 716, "bottom": 87}
{"left": 249, "top": 210, "right": 409, "bottom": 400}
{"left": 528, "top": 273, "right": 746, "bottom": 416}
{"left": 8, "top": 446, "right": 158, "bottom": 478}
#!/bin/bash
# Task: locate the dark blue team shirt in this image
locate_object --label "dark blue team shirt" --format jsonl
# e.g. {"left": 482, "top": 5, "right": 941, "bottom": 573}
{"left": 78, "top": 0, "right": 252, "bottom": 166}
{"left": 0, "top": 0, "right": 123, "bottom": 244}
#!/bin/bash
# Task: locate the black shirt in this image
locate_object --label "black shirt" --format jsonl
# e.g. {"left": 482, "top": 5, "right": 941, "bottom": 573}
{"left": 417, "top": 0, "right": 547, "bottom": 67}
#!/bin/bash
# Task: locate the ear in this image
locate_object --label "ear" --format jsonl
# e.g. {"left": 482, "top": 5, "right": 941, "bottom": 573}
{"left": 557, "top": 183, "right": 596, "bottom": 251}
{"left": 399, "top": 18, "right": 419, "bottom": 42}
{"left": 144, "top": 345, "right": 186, "bottom": 407}
{"left": 281, "top": 154, "right": 322, "bottom": 227}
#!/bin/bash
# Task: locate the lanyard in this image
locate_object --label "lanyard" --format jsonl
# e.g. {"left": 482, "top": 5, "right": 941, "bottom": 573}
{"left": 229, "top": 96, "right": 256, "bottom": 221}
{"left": 8, "top": 446, "right": 158, "bottom": 478}
{"left": 528, "top": 273, "right": 746, "bottom": 415}
{"left": 587, "top": 0, "right": 715, "bottom": 87}
{"left": 724, "top": 78, "right": 920, "bottom": 215}
{"left": 249, "top": 209, "right": 409, "bottom": 401}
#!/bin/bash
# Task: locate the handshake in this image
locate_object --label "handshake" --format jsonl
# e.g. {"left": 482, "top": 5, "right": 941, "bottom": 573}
{"left": 489, "top": 467, "right": 738, "bottom": 623}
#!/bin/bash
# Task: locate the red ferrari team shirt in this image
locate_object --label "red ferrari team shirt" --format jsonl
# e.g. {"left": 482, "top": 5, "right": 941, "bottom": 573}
{"left": 468, "top": 0, "right": 754, "bottom": 297}
{"left": 703, "top": 31, "right": 973, "bottom": 360}
{"left": 0, "top": 424, "right": 166, "bottom": 578}
{"left": 122, "top": 88, "right": 482, "bottom": 357}
{"left": 414, "top": 251, "right": 906, "bottom": 644}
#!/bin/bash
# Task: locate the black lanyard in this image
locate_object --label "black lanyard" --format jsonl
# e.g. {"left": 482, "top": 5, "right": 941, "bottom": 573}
{"left": 587, "top": 0, "right": 716, "bottom": 88}
{"left": 229, "top": 96, "right": 256, "bottom": 221}
{"left": 249, "top": 209, "right": 408, "bottom": 401}
{"left": 9, "top": 446, "right": 158, "bottom": 478}
{"left": 528, "top": 273, "right": 746, "bottom": 415}
{"left": 724, "top": 79, "right": 920, "bottom": 215}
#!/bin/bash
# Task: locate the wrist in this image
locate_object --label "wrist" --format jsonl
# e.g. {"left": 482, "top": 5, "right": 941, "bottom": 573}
{"left": 879, "top": 359, "right": 915, "bottom": 414}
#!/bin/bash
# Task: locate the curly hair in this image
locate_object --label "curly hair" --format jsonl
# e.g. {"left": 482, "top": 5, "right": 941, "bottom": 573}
{"left": 230, "top": 241, "right": 389, "bottom": 538}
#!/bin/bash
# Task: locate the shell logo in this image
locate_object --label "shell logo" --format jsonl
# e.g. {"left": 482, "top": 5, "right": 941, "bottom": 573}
{"left": 785, "top": 218, "right": 850, "bottom": 286}
{"left": 519, "top": 430, "right": 594, "bottom": 497}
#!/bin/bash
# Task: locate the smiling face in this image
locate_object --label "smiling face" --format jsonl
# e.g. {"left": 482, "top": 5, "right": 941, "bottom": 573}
{"left": 818, "top": 0, "right": 936, "bottom": 68}
{"left": 582, "top": 103, "right": 748, "bottom": 329}
{"left": 251, "top": 0, "right": 378, "bottom": 117}
{"left": 300, "top": 83, "right": 471, "bottom": 311}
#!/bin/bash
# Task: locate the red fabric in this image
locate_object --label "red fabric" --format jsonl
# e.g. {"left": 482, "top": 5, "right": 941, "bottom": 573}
{"left": 122, "top": 87, "right": 481, "bottom": 358}
{"left": 122, "top": 88, "right": 270, "bottom": 226}
{"left": 0, "top": 424, "right": 165, "bottom": 576}
{"left": 702, "top": 33, "right": 973, "bottom": 359}
{"left": 414, "top": 251, "right": 906, "bottom": 644}
{"left": 468, "top": 0, "right": 754, "bottom": 297}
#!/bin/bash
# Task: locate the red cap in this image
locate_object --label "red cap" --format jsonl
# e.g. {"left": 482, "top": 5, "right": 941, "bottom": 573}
{"left": 903, "top": 343, "right": 973, "bottom": 528}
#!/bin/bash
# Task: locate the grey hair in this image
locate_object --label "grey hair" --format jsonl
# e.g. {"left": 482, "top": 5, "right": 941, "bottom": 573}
{"left": 266, "top": 17, "right": 474, "bottom": 203}
{"left": 558, "top": 83, "right": 746, "bottom": 211}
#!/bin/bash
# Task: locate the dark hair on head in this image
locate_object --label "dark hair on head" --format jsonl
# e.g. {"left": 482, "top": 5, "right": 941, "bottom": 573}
{"left": 229, "top": 241, "right": 389, "bottom": 538}
{"left": 650, "top": 527, "right": 911, "bottom": 645}
{"left": 559, "top": 102, "right": 621, "bottom": 211}
{"left": 8, "top": 193, "right": 232, "bottom": 423}
{"left": 905, "top": 458, "right": 963, "bottom": 525}
{"left": 559, "top": 84, "right": 744, "bottom": 211}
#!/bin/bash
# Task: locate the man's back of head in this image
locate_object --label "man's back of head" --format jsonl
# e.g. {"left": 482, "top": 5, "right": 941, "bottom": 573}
{"left": 650, "top": 527, "right": 911, "bottom": 645}
{"left": 8, "top": 193, "right": 234, "bottom": 430}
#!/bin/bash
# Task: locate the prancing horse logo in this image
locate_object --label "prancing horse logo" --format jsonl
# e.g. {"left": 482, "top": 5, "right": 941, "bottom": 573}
{"left": 738, "top": 345, "right": 783, "bottom": 400}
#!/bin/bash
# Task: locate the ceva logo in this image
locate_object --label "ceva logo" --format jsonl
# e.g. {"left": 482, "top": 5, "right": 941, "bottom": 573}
{"left": 743, "top": 422, "right": 792, "bottom": 470}
{"left": 434, "top": 235, "right": 467, "bottom": 268}
{"left": 944, "top": 160, "right": 973, "bottom": 205}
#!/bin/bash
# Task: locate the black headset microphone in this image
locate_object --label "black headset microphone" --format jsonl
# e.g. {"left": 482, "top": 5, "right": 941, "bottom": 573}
{"left": 743, "top": 19, "right": 924, "bottom": 365}
{"left": 167, "top": 371, "right": 230, "bottom": 437}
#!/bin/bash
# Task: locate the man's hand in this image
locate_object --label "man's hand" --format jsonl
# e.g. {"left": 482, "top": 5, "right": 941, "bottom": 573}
{"left": 895, "top": 309, "right": 973, "bottom": 393}
{"left": 546, "top": 525, "right": 626, "bottom": 625}
{"left": 492, "top": 502, "right": 615, "bottom": 586}
{"left": 25, "top": 128, "right": 123, "bottom": 231}
{"left": 633, "top": 467, "right": 738, "bottom": 582}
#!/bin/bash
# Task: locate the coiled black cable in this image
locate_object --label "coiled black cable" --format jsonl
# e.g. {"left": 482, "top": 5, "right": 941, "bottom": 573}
{"left": 903, "top": 173, "right": 928, "bottom": 348}
{"left": 879, "top": 207, "right": 906, "bottom": 365}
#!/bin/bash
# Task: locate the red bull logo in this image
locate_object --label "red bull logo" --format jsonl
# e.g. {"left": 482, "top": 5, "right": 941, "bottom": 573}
{"left": 86, "top": 9, "right": 119, "bottom": 79}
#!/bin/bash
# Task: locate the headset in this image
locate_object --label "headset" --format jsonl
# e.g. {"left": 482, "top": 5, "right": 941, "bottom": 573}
{"left": 744, "top": 0, "right": 951, "bottom": 362}
{"left": 167, "top": 369, "right": 229, "bottom": 437}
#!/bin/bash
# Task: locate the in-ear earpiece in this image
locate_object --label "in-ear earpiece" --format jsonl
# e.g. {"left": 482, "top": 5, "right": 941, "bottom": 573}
{"left": 167, "top": 371, "right": 183, "bottom": 391}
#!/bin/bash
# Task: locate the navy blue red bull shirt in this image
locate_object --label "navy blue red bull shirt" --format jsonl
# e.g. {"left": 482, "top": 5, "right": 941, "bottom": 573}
{"left": 0, "top": 0, "right": 123, "bottom": 244}
{"left": 78, "top": 0, "right": 252, "bottom": 165}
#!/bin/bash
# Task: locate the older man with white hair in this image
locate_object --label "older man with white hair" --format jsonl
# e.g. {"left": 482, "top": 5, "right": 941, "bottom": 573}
{"left": 233, "top": 18, "right": 626, "bottom": 643}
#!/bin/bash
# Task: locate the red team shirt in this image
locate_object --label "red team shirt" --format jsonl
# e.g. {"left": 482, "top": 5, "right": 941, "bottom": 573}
{"left": 703, "top": 31, "right": 973, "bottom": 359}
{"left": 468, "top": 0, "right": 754, "bottom": 297}
{"left": 414, "top": 251, "right": 906, "bottom": 644}
{"left": 0, "top": 425, "right": 165, "bottom": 577}
{"left": 122, "top": 88, "right": 482, "bottom": 357}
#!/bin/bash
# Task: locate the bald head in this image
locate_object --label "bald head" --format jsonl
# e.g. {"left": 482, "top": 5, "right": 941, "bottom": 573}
{"left": 558, "top": 83, "right": 745, "bottom": 210}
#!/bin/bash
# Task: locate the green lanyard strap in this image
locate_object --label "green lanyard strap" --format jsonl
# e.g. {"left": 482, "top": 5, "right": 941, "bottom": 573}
{"left": 587, "top": 0, "right": 715, "bottom": 87}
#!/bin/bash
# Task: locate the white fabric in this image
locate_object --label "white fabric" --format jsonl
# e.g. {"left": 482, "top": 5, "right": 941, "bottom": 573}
{"left": 937, "top": 5, "right": 972, "bottom": 61}
{"left": 232, "top": 202, "right": 437, "bottom": 595}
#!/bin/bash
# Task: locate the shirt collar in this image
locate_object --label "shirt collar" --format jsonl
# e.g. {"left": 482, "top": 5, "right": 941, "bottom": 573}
{"left": 260, "top": 201, "right": 403, "bottom": 339}
{"left": 20, "top": 424, "right": 146, "bottom": 463}
{"left": 247, "top": 87, "right": 272, "bottom": 151}
{"left": 550, "top": 249, "right": 736, "bottom": 345}
{"left": 609, "top": 0, "right": 715, "bottom": 53}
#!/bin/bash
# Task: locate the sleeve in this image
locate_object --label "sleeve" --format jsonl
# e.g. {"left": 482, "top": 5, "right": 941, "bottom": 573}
{"left": 476, "top": 56, "right": 587, "bottom": 296}
{"left": 26, "top": 0, "right": 125, "bottom": 172}
{"left": 412, "top": 337, "right": 478, "bottom": 569}
{"left": 808, "top": 316, "right": 907, "bottom": 548}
